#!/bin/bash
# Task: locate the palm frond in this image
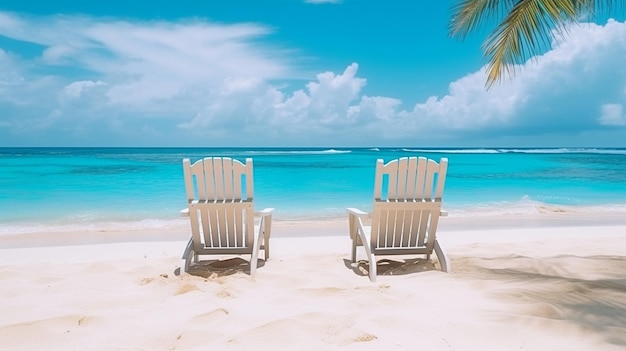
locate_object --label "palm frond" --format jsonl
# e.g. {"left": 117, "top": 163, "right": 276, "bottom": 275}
{"left": 482, "top": 0, "right": 579, "bottom": 87}
{"left": 450, "top": 0, "right": 518, "bottom": 39}
{"left": 449, "top": 0, "right": 623, "bottom": 88}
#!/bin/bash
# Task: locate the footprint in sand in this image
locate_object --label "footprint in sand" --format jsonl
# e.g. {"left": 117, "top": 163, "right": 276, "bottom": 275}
{"left": 216, "top": 289, "right": 233, "bottom": 298}
{"left": 139, "top": 277, "right": 155, "bottom": 285}
{"left": 175, "top": 283, "right": 201, "bottom": 295}
{"left": 351, "top": 332, "right": 377, "bottom": 342}
{"left": 86, "top": 262, "right": 115, "bottom": 274}
{"left": 355, "top": 284, "right": 390, "bottom": 292}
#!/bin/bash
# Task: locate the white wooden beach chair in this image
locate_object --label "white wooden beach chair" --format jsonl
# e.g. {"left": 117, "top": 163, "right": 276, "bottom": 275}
{"left": 180, "top": 157, "right": 274, "bottom": 276}
{"left": 347, "top": 156, "right": 450, "bottom": 282}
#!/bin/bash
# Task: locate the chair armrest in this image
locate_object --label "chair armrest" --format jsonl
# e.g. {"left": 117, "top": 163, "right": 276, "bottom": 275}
{"left": 346, "top": 207, "right": 369, "bottom": 217}
{"left": 180, "top": 208, "right": 189, "bottom": 217}
{"left": 440, "top": 210, "right": 448, "bottom": 217}
{"left": 255, "top": 208, "right": 275, "bottom": 217}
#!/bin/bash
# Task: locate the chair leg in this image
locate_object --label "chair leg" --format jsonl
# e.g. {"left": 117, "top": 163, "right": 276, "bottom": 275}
{"left": 263, "top": 236, "right": 269, "bottom": 261}
{"left": 250, "top": 246, "right": 259, "bottom": 277}
{"left": 263, "top": 216, "right": 272, "bottom": 261}
{"left": 181, "top": 239, "right": 194, "bottom": 274}
{"left": 250, "top": 252, "right": 258, "bottom": 276}
{"left": 250, "top": 228, "right": 264, "bottom": 276}
{"left": 369, "top": 253, "right": 377, "bottom": 282}
{"left": 181, "top": 256, "right": 190, "bottom": 275}
{"left": 434, "top": 240, "right": 450, "bottom": 273}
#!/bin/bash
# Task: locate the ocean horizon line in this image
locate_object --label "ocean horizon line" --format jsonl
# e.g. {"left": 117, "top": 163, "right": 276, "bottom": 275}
{"left": 2, "top": 146, "right": 626, "bottom": 155}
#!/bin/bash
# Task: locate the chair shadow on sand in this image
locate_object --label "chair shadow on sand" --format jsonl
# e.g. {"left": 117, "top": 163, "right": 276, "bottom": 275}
{"left": 343, "top": 257, "right": 438, "bottom": 278}
{"left": 176, "top": 258, "right": 266, "bottom": 278}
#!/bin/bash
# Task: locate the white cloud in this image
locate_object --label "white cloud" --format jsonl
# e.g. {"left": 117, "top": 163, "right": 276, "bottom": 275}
{"left": 277, "top": 63, "right": 365, "bottom": 125}
{"left": 0, "top": 12, "right": 293, "bottom": 103}
{"left": 62, "top": 80, "right": 108, "bottom": 99}
{"left": 412, "top": 69, "right": 525, "bottom": 130}
{"left": 1, "top": 11, "right": 626, "bottom": 147}
{"left": 403, "top": 19, "right": 626, "bottom": 141}
{"left": 178, "top": 64, "right": 365, "bottom": 140}
{"left": 0, "top": 49, "right": 24, "bottom": 86}
{"left": 599, "top": 103, "right": 626, "bottom": 126}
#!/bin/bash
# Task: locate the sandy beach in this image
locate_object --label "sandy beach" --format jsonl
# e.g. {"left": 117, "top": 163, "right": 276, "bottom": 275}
{"left": 1, "top": 214, "right": 625, "bottom": 350}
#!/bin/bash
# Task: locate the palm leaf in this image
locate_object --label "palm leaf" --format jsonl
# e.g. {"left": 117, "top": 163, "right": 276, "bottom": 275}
{"left": 450, "top": 0, "right": 622, "bottom": 88}
{"left": 483, "top": 0, "right": 577, "bottom": 87}
{"left": 450, "top": 0, "right": 517, "bottom": 38}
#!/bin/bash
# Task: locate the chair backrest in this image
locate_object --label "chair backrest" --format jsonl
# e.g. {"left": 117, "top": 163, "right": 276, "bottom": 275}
{"left": 370, "top": 157, "right": 448, "bottom": 252}
{"left": 183, "top": 157, "right": 254, "bottom": 203}
{"left": 182, "top": 157, "right": 255, "bottom": 251}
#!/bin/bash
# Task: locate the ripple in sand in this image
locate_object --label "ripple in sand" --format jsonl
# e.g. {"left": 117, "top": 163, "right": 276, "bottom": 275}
{"left": 190, "top": 308, "right": 230, "bottom": 324}
{"left": 0, "top": 314, "right": 99, "bottom": 344}
{"left": 296, "top": 286, "right": 347, "bottom": 296}
{"left": 525, "top": 302, "right": 565, "bottom": 319}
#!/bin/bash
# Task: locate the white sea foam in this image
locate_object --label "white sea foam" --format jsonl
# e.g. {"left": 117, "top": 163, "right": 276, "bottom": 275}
{"left": 402, "top": 148, "right": 500, "bottom": 154}
{"left": 2, "top": 201, "right": 626, "bottom": 236}
{"left": 242, "top": 149, "right": 352, "bottom": 155}
{"left": 498, "top": 148, "right": 626, "bottom": 154}
{"left": 0, "top": 218, "right": 188, "bottom": 236}
{"left": 499, "top": 148, "right": 572, "bottom": 154}
{"left": 402, "top": 147, "right": 626, "bottom": 155}
{"left": 445, "top": 198, "right": 626, "bottom": 218}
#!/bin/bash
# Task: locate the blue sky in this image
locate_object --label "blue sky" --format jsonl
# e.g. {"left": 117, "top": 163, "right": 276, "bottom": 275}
{"left": 1, "top": 1, "right": 625, "bottom": 147}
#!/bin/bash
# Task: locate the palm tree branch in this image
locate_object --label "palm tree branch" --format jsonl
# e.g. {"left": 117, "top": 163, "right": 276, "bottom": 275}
{"left": 482, "top": 0, "right": 580, "bottom": 86}
{"left": 450, "top": 0, "right": 519, "bottom": 39}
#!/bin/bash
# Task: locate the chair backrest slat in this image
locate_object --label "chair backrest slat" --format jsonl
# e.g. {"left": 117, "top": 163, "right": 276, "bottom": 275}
{"left": 386, "top": 160, "right": 399, "bottom": 200}
{"left": 212, "top": 158, "right": 225, "bottom": 200}
{"left": 373, "top": 160, "right": 385, "bottom": 200}
{"left": 414, "top": 157, "right": 427, "bottom": 199}
{"left": 434, "top": 158, "right": 448, "bottom": 199}
{"left": 408, "top": 209, "right": 421, "bottom": 246}
{"left": 405, "top": 157, "right": 418, "bottom": 199}
{"left": 222, "top": 159, "right": 235, "bottom": 199}
{"left": 204, "top": 208, "right": 216, "bottom": 246}
{"left": 395, "top": 158, "right": 408, "bottom": 200}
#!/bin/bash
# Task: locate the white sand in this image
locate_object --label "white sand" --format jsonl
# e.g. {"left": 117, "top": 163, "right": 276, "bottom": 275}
{"left": 1, "top": 214, "right": 626, "bottom": 350}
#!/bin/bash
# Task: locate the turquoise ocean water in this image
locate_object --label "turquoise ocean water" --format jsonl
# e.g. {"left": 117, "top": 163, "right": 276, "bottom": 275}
{"left": 1, "top": 147, "right": 626, "bottom": 234}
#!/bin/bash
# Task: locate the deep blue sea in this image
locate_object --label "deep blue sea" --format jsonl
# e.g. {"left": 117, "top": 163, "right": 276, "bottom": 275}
{"left": 2, "top": 147, "right": 626, "bottom": 234}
